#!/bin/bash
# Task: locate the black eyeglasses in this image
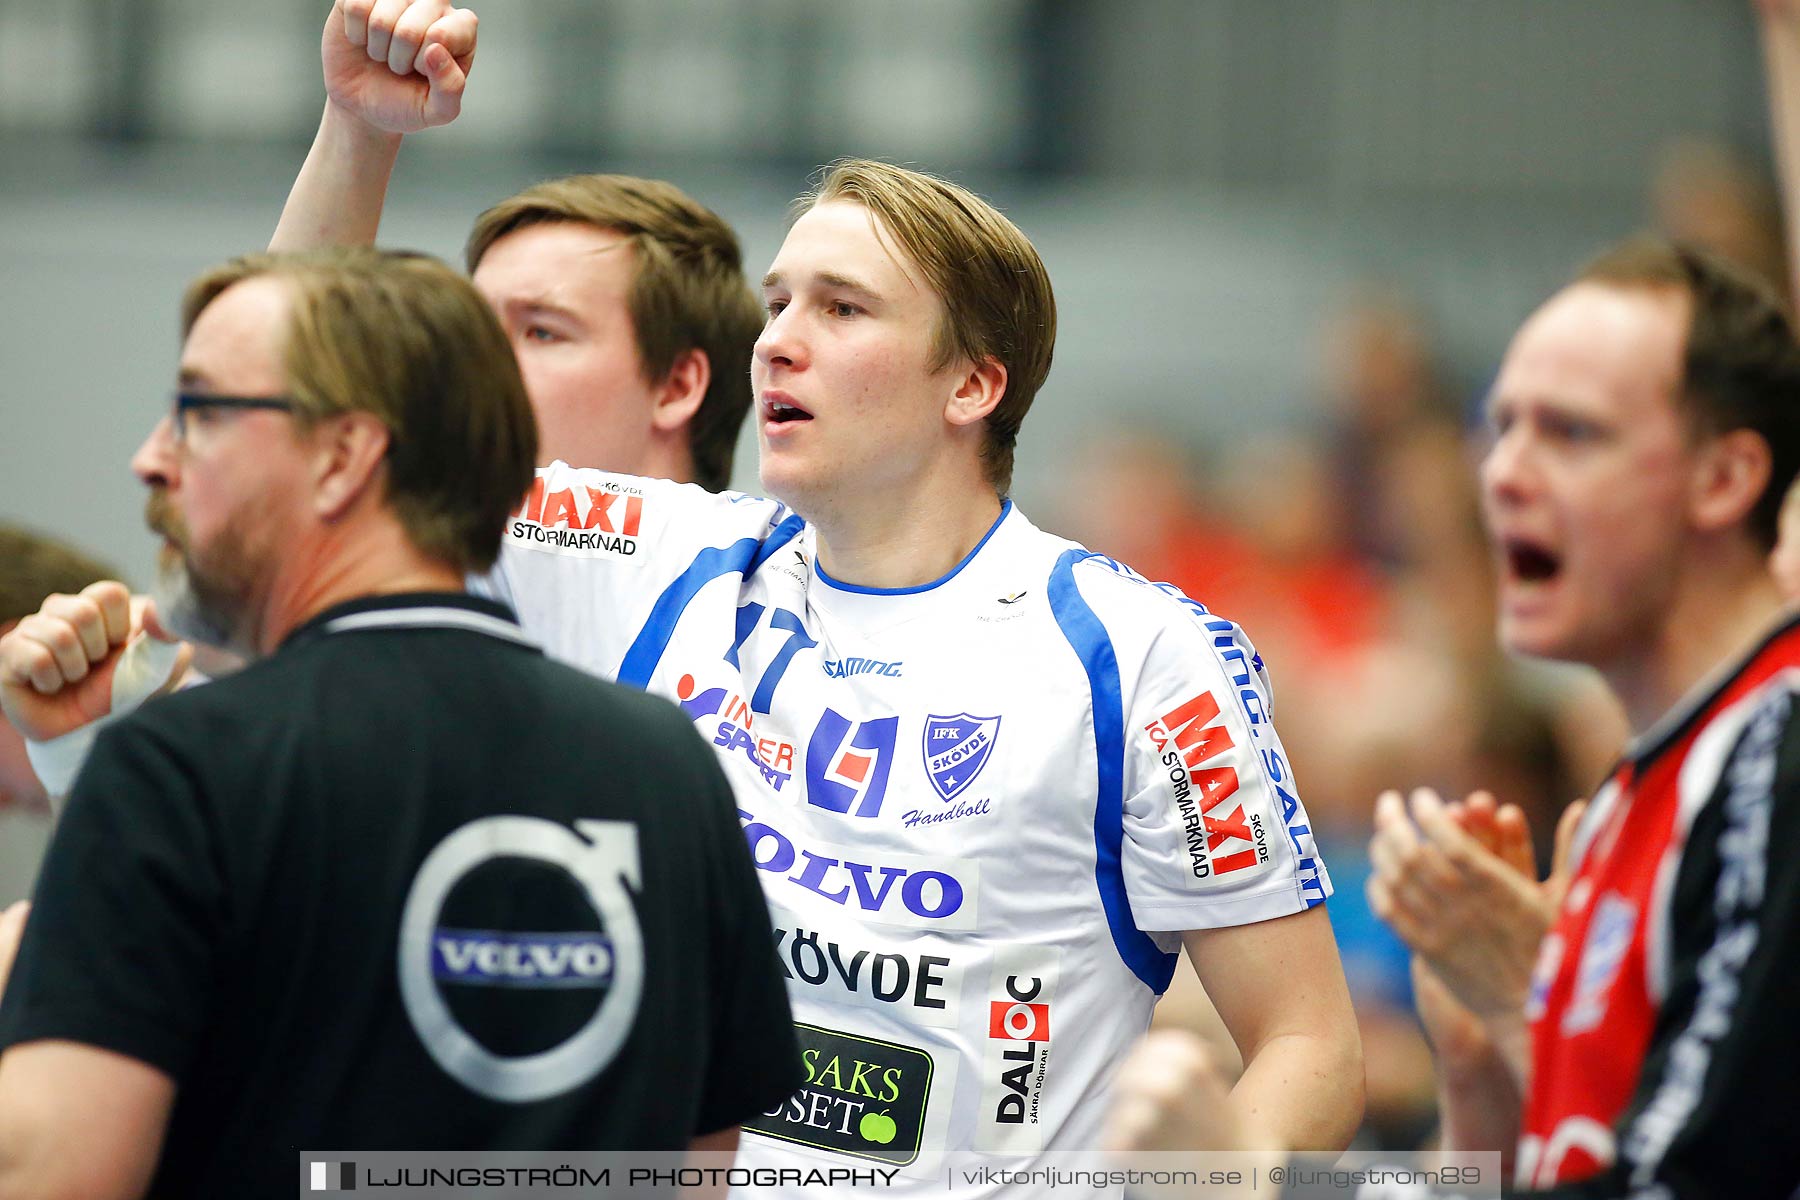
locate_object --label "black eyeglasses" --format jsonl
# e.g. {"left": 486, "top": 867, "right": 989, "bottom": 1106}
{"left": 171, "top": 391, "right": 298, "bottom": 442}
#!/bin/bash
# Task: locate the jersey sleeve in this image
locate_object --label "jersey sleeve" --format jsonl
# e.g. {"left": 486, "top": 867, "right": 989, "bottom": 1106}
{"left": 478, "top": 462, "right": 801, "bottom": 679}
{"left": 0, "top": 713, "right": 225, "bottom": 1081}
{"left": 1112, "top": 585, "right": 1332, "bottom": 933}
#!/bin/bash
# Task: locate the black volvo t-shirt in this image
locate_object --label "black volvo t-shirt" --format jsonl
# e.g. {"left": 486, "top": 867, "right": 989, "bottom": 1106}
{"left": 0, "top": 593, "right": 800, "bottom": 1196}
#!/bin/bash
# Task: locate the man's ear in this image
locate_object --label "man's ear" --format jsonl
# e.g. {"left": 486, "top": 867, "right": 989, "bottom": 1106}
{"left": 650, "top": 348, "right": 711, "bottom": 434}
{"left": 1691, "top": 427, "right": 1773, "bottom": 535}
{"left": 946, "top": 357, "right": 1007, "bottom": 428}
{"left": 311, "top": 412, "right": 391, "bottom": 521}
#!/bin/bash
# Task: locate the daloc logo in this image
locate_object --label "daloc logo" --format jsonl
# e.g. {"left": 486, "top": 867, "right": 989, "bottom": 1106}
{"left": 923, "top": 714, "right": 1001, "bottom": 802}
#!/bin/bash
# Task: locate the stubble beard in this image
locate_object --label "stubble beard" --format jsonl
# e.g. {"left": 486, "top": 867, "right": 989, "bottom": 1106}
{"left": 145, "top": 493, "right": 254, "bottom": 654}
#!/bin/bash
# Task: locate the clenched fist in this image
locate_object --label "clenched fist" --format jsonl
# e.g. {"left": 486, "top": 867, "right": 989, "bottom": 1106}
{"left": 324, "top": 0, "right": 479, "bottom": 133}
{"left": 0, "top": 582, "right": 191, "bottom": 744}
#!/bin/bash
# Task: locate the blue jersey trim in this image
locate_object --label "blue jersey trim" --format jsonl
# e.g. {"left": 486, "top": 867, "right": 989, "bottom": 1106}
{"left": 815, "top": 500, "right": 1013, "bottom": 596}
{"left": 617, "top": 513, "right": 808, "bottom": 690}
{"left": 1047, "top": 549, "right": 1179, "bottom": 994}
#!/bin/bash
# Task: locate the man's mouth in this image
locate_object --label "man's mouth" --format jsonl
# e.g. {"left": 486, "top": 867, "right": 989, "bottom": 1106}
{"left": 762, "top": 394, "right": 813, "bottom": 424}
{"left": 1503, "top": 537, "right": 1561, "bottom": 583}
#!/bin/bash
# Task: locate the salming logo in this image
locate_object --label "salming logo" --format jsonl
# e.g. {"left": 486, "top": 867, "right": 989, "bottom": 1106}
{"left": 824, "top": 657, "right": 904, "bottom": 679}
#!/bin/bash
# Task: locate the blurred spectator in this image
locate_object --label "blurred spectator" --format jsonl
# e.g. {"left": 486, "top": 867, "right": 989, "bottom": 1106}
{"left": 1056, "top": 428, "right": 1386, "bottom": 678}
{"left": 1054, "top": 429, "right": 1264, "bottom": 611}
{"left": 1651, "top": 137, "right": 1790, "bottom": 306}
{"left": 1213, "top": 434, "right": 1387, "bottom": 671}
{"left": 1050, "top": 307, "right": 1628, "bottom": 1152}
{"left": 1319, "top": 292, "right": 1466, "bottom": 567}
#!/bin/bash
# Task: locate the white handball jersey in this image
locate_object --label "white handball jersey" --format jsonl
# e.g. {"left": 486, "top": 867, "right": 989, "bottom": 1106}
{"left": 479, "top": 463, "right": 1332, "bottom": 1191}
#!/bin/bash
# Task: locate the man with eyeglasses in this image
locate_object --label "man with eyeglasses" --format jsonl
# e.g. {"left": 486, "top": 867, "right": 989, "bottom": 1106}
{"left": 0, "top": 247, "right": 799, "bottom": 1198}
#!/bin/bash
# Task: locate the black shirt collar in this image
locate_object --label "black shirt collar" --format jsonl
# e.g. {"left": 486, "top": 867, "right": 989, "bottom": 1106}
{"left": 280, "top": 592, "right": 528, "bottom": 652}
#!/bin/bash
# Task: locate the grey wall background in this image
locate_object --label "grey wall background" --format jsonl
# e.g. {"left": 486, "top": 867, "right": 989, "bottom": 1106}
{"left": 0, "top": 0, "right": 1777, "bottom": 890}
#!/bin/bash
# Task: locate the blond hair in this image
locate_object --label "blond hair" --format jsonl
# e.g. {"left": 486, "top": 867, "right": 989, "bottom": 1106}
{"left": 796, "top": 159, "right": 1057, "bottom": 493}
{"left": 182, "top": 248, "right": 536, "bottom": 573}
{"left": 467, "top": 175, "right": 762, "bottom": 491}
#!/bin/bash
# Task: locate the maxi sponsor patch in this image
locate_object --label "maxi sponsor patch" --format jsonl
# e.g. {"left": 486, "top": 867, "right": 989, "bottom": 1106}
{"left": 922, "top": 714, "right": 1001, "bottom": 803}
{"left": 1142, "top": 690, "right": 1270, "bottom": 886}
{"left": 745, "top": 1024, "right": 934, "bottom": 1166}
{"left": 507, "top": 477, "right": 647, "bottom": 560}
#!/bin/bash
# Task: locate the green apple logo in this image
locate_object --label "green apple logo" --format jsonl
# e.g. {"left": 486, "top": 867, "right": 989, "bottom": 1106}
{"left": 859, "top": 1110, "right": 897, "bottom": 1145}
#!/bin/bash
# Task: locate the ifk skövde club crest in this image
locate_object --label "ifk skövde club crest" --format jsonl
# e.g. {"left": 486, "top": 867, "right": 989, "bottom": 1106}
{"left": 922, "top": 714, "right": 1001, "bottom": 802}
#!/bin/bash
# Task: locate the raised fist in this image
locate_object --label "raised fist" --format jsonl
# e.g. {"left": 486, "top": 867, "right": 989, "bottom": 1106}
{"left": 323, "top": 0, "right": 478, "bottom": 134}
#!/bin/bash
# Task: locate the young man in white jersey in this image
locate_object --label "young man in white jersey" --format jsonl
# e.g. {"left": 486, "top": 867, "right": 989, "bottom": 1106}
{"left": 0, "top": 16, "right": 1363, "bottom": 1190}
{"left": 479, "top": 156, "right": 1362, "bottom": 1176}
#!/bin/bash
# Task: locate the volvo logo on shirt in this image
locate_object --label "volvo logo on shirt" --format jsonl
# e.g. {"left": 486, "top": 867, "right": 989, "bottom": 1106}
{"left": 432, "top": 929, "right": 615, "bottom": 988}
{"left": 923, "top": 714, "right": 1001, "bottom": 803}
{"left": 737, "top": 808, "right": 979, "bottom": 930}
{"left": 398, "top": 817, "right": 645, "bottom": 1103}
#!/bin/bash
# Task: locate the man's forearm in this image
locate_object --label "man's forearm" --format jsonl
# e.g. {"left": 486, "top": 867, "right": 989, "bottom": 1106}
{"left": 1433, "top": 1040, "right": 1521, "bottom": 1180}
{"left": 0, "top": 1144, "right": 57, "bottom": 1200}
{"left": 1482, "top": 1012, "right": 1530, "bottom": 1096}
{"left": 1228, "top": 1030, "right": 1364, "bottom": 1152}
{"left": 1762, "top": 5, "right": 1800, "bottom": 303}
{"left": 269, "top": 102, "right": 404, "bottom": 252}
{"left": 0, "top": 1093, "right": 64, "bottom": 1200}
